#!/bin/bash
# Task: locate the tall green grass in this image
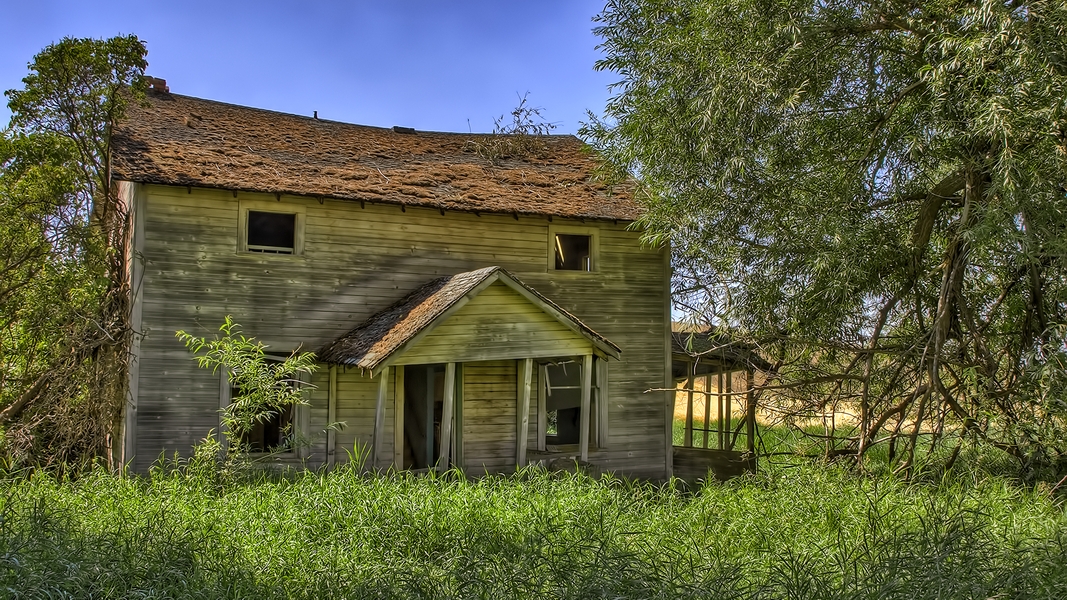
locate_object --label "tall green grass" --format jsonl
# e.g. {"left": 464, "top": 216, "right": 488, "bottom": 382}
{"left": 2, "top": 463, "right": 1066, "bottom": 599}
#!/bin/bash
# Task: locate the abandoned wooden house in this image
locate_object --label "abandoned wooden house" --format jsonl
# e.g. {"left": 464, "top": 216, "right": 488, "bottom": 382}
{"left": 110, "top": 82, "right": 678, "bottom": 478}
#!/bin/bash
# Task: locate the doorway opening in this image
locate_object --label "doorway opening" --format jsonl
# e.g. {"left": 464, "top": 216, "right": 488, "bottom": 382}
{"left": 402, "top": 364, "right": 446, "bottom": 469}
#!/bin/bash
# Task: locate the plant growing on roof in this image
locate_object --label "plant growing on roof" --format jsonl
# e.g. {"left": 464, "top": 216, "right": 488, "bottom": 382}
{"left": 471, "top": 92, "right": 557, "bottom": 164}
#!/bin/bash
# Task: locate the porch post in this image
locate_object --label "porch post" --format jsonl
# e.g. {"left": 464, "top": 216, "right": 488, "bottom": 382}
{"left": 372, "top": 365, "right": 390, "bottom": 470}
{"left": 725, "top": 370, "right": 733, "bottom": 450}
{"left": 393, "top": 365, "right": 405, "bottom": 469}
{"left": 579, "top": 353, "right": 593, "bottom": 462}
{"left": 438, "top": 362, "right": 456, "bottom": 471}
{"left": 684, "top": 360, "right": 695, "bottom": 447}
{"left": 746, "top": 369, "right": 756, "bottom": 454}
{"left": 703, "top": 372, "right": 712, "bottom": 449}
{"left": 327, "top": 365, "right": 337, "bottom": 469}
{"left": 536, "top": 363, "right": 547, "bottom": 452}
{"left": 517, "top": 358, "right": 533, "bottom": 467}
{"left": 717, "top": 371, "right": 725, "bottom": 446}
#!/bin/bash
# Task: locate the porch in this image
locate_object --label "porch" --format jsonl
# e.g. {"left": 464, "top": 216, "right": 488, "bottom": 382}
{"left": 671, "top": 327, "right": 770, "bottom": 482}
{"left": 317, "top": 267, "right": 620, "bottom": 474}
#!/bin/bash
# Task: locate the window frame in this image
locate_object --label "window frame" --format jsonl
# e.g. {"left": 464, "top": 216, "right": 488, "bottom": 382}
{"left": 536, "top": 356, "right": 608, "bottom": 452}
{"left": 218, "top": 354, "right": 311, "bottom": 459}
{"left": 237, "top": 199, "right": 306, "bottom": 256}
{"left": 547, "top": 225, "right": 599, "bottom": 273}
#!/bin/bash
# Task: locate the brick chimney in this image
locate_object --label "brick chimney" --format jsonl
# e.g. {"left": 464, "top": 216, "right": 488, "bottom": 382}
{"left": 146, "top": 76, "right": 169, "bottom": 93}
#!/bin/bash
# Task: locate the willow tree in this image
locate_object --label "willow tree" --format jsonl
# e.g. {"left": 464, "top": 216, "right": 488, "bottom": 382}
{"left": 1, "top": 36, "right": 146, "bottom": 467}
{"left": 585, "top": 0, "right": 1067, "bottom": 471}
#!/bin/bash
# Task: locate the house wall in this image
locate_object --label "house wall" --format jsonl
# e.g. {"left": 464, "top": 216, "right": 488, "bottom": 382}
{"left": 462, "top": 360, "right": 517, "bottom": 474}
{"left": 127, "top": 183, "right": 669, "bottom": 477}
{"left": 394, "top": 281, "right": 594, "bottom": 365}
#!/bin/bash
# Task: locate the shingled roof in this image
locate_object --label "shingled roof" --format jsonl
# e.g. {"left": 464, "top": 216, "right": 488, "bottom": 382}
{"left": 671, "top": 324, "right": 773, "bottom": 375}
{"left": 111, "top": 91, "right": 640, "bottom": 221}
{"left": 319, "top": 266, "right": 620, "bottom": 372}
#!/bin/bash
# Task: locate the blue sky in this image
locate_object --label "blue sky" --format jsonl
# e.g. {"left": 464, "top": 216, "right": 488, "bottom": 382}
{"left": 0, "top": 0, "right": 617, "bottom": 134}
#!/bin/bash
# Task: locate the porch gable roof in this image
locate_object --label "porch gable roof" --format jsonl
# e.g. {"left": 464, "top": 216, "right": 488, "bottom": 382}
{"left": 318, "top": 266, "right": 621, "bottom": 373}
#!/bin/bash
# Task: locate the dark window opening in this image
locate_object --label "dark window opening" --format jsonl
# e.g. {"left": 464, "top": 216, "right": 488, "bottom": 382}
{"left": 544, "top": 360, "right": 597, "bottom": 446}
{"left": 554, "top": 234, "right": 592, "bottom": 271}
{"left": 233, "top": 399, "right": 294, "bottom": 453}
{"left": 247, "top": 211, "right": 296, "bottom": 253}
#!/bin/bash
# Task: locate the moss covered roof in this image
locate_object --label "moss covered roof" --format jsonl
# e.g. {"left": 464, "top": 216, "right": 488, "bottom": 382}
{"left": 112, "top": 91, "right": 640, "bottom": 221}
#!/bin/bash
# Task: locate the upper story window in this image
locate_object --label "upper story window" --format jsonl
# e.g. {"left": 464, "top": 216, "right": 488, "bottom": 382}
{"left": 247, "top": 211, "right": 296, "bottom": 254}
{"left": 549, "top": 226, "right": 598, "bottom": 272}
{"left": 555, "top": 234, "right": 591, "bottom": 271}
{"left": 238, "top": 199, "right": 305, "bottom": 256}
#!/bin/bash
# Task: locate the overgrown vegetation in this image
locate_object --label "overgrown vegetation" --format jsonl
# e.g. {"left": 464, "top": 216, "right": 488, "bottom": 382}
{"left": 2, "top": 462, "right": 1065, "bottom": 599}
{"left": 176, "top": 316, "right": 317, "bottom": 457}
{"left": 469, "top": 92, "right": 557, "bottom": 163}
{"left": 585, "top": 0, "right": 1067, "bottom": 474}
{"left": 0, "top": 36, "right": 147, "bottom": 468}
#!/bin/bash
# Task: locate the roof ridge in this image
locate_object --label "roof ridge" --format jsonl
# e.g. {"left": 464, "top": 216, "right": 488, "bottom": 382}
{"left": 145, "top": 91, "right": 583, "bottom": 139}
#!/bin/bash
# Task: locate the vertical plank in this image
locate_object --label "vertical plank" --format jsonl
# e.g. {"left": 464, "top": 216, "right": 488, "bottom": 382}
{"left": 717, "top": 372, "right": 724, "bottom": 450}
{"left": 517, "top": 358, "right": 533, "bottom": 467}
{"left": 537, "top": 363, "right": 547, "bottom": 451}
{"left": 663, "top": 244, "right": 674, "bottom": 478}
{"left": 579, "top": 353, "right": 593, "bottom": 462}
{"left": 438, "top": 362, "right": 456, "bottom": 471}
{"left": 123, "top": 183, "right": 146, "bottom": 471}
{"left": 453, "top": 363, "right": 464, "bottom": 471}
{"left": 218, "top": 369, "right": 231, "bottom": 456}
{"left": 297, "top": 380, "right": 311, "bottom": 461}
{"left": 393, "top": 365, "right": 405, "bottom": 469}
{"left": 684, "top": 361, "right": 695, "bottom": 448}
{"left": 372, "top": 366, "right": 390, "bottom": 470}
{"left": 703, "top": 372, "right": 712, "bottom": 449}
{"left": 596, "top": 358, "right": 609, "bottom": 449}
{"left": 725, "top": 370, "right": 734, "bottom": 450}
{"left": 746, "top": 369, "right": 756, "bottom": 454}
{"left": 425, "top": 365, "right": 434, "bottom": 467}
{"left": 327, "top": 365, "right": 337, "bottom": 469}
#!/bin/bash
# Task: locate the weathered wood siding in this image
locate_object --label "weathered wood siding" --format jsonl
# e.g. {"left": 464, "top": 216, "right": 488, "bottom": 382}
{"left": 129, "top": 183, "right": 669, "bottom": 477}
{"left": 672, "top": 447, "right": 756, "bottom": 483}
{"left": 394, "top": 281, "right": 593, "bottom": 366}
{"left": 461, "top": 360, "right": 517, "bottom": 474}
{"left": 333, "top": 368, "right": 394, "bottom": 468}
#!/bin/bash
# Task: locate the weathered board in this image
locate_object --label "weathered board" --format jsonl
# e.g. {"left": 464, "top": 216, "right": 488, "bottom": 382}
{"left": 672, "top": 446, "right": 756, "bottom": 483}
{"left": 125, "top": 183, "right": 670, "bottom": 477}
{"left": 394, "top": 281, "right": 594, "bottom": 365}
{"left": 461, "top": 360, "right": 517, "bottom": 474}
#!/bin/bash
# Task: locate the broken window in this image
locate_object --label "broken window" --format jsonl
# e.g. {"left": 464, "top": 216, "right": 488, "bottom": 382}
{"left": 554, "top": 234, "right": 592, "bottom": 271}
{"left": 541, "top": 359, "right": 603, "bottom": 447}
{"left": 234, "top": 401, "right": 294, "bottom": 452}
{"left": 246, "top": 210, "right": 296, "bottom": 254}
{"left": 224, "top": 354, "right": 303, "bottom": 454}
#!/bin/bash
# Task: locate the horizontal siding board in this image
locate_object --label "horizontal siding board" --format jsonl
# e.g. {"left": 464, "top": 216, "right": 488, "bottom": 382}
{"left": 462, "top": 361, "right": 517, "bottom": 473}
{"left": 394, "top": 282, "right": 593, "bottom": 366}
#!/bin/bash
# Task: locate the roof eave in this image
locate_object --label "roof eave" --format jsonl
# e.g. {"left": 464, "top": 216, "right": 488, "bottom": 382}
{"left": 112, "top": 178, "right": 640, "bottom": 224}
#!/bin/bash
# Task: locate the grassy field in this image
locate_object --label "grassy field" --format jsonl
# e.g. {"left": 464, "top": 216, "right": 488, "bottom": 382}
{"left": 2, "top": 459, "right": 1066, "bottom": 599}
